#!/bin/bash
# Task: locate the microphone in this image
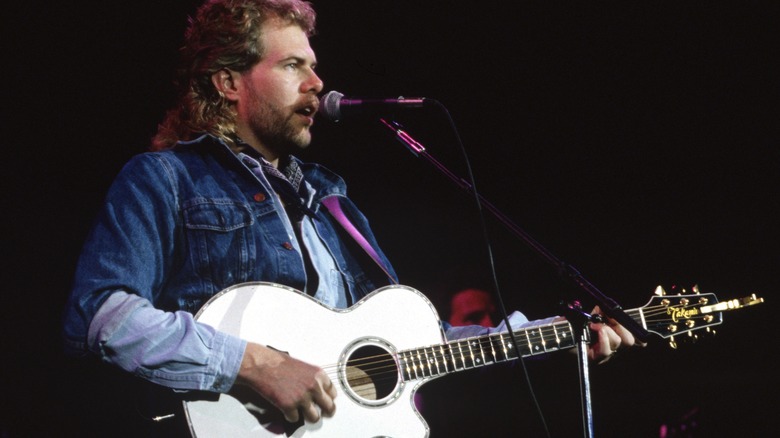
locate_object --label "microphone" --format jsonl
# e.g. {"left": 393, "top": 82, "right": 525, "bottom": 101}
{"left": 318, "top": 90, "right": 427, "bottom": 122}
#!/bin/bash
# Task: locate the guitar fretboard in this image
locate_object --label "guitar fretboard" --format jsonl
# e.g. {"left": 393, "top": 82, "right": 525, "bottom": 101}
{"left": 398, "top": 320, "right": 577, "bottom": 381}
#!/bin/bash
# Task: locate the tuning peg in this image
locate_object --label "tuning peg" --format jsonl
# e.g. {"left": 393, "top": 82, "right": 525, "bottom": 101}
{"left": 669, "top": 336, "right": 677, "bottom": 349}
{"left": 692, "top": 284, "right": 700, "bottom": 294}
{"left": 654, "top": 285, "right": 666, "bottom": 296}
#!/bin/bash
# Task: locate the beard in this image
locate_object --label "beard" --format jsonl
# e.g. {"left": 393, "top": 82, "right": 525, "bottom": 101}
{"left": 244, "top": 91, "right": 312, "bottom": 158}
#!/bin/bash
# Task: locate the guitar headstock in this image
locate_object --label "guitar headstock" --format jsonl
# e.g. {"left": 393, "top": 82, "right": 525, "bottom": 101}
{"left": 639, "top": 285, "right": 764, "bottom": 348}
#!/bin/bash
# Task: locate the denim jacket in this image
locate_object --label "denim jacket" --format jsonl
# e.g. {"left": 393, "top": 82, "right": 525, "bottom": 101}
{"left": 62, "top": 134, "right": 398, "bottom": 391}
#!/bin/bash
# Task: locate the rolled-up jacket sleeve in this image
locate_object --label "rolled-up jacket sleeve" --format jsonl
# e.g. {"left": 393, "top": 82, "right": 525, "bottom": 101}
{"left": 88, "top": 291, "right": 246, "bottom": 392}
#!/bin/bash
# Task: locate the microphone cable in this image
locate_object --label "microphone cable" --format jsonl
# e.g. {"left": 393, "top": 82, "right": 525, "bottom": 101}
{"left": 421, "top": 98, "right": 553, "bottom": 438}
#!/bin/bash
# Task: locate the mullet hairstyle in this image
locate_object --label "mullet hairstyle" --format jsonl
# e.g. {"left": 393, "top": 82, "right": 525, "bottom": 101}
{"left": 151, "top": 0, "right": 316, "bottom": 151}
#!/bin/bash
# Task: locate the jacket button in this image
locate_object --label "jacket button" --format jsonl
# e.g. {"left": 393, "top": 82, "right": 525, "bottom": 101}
{"left": 282, "top": 242, "right": 294, "bottom": 250}
{"left": 253, "top": 193, "right": 266, "bottom": 202}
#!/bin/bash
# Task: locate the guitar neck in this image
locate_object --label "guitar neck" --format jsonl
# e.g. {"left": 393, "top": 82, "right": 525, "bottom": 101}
{"left": 398, "top": 308, "right": 643, "bottom": 381}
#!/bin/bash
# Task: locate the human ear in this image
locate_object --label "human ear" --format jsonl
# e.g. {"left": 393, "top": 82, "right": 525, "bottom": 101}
{"left": 210, "top": 68, "right": 241, "bottom": 102}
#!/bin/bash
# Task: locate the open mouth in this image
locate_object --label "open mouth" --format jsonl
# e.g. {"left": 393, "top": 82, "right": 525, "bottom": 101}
{"left": 295, "top": 102, "right": 317, "bottom": 119}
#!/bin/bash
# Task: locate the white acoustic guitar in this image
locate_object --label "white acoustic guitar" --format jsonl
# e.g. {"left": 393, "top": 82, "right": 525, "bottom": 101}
{"left": 183, "top": 282, "right": 762, "bottom": 437}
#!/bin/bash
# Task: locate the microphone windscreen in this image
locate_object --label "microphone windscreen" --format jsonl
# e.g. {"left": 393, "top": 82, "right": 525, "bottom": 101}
{"left": 319, "top": 90, "right": 344, "bottom": 122}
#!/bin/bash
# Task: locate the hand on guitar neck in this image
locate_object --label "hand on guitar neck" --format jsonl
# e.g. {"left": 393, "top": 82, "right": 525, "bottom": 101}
{"left": 586, "top": 305, "right": 646, "bottom": 364}
{"left": 447, "top": 288, "right": 643, "bottom": 365}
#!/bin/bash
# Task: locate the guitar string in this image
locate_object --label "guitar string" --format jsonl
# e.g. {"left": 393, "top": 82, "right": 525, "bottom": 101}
{"left": 317, "top": 301, "right": 704, "bottom": 379}
{"left": 316, "top": 306, "right": 700, "bottom": 393}
{"left": 316, "top": 302, "right": 693, "bottom": 378}
{"left": 315, "top": 303, "right": 703, "bottom": 381}
{"left": 317, "top": 319, "right": 579, "bottom": 397}
{"left": 314, "top": 302, "right": 711, "bottom": 398}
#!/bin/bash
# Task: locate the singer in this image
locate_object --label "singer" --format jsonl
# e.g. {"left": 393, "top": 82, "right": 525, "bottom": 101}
{"left": 61, "top": 0, "right": 639, "bottom": 436}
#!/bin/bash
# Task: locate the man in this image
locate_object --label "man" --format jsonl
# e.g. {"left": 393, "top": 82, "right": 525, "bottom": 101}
{"left": 62, "top": 0, "right": 638, "bottom": 435}
{"left": 448, "top": 287, "right": 498, "bottom": 327}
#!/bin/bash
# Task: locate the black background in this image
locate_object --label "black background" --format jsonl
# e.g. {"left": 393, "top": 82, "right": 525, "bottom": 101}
{"left": 3, "top": 1, "right": 777, "bottom": 436}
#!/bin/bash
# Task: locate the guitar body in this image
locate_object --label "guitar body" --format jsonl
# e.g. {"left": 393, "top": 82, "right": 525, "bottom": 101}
{"left": 183, "top": 282, "right": 446, "bottom": 438}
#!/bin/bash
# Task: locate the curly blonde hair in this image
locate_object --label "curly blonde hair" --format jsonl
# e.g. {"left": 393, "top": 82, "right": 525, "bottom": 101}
{"left": 151, "top": 0, "right": 316, "bottom": 151}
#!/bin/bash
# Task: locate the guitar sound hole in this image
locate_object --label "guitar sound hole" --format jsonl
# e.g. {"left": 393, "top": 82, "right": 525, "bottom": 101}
{"left": 344, "top": 344, "right": 398, "bottom": 403}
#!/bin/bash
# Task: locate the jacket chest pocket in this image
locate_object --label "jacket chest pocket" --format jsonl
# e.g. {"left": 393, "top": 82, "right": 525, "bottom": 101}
{"left": 183, "top": 198, "right": 255, "bottom": 288}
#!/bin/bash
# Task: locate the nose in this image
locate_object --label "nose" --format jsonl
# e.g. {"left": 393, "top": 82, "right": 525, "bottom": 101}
{"left": 304, "top": 69, "right": 324, "bottom": 95}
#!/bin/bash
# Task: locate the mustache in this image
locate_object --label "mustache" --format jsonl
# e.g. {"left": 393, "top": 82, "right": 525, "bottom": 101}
{"left": 294, "top": 96, "right": 319, "bottom": 115}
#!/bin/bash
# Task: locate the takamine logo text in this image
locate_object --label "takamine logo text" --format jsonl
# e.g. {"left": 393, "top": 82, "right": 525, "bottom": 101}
{"left": 667, "top": 305, "right": 699, "bottom": 322}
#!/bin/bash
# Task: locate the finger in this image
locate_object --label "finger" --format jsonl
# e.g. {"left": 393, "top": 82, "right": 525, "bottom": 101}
{"left": 282, "top": 406, "right": 300, "bottom": 423}
{"left": 300, "top": 401, "right": 321, "bottom": 423}
{"left": 588, "top": 324, "right": 618, "bottom": 363}
{"left": 593, "top": 305, "right": 648, "bottom": 348}
{"left": 326, "top": 379, "right": 338, "bottom": 400}
{"left": 587, "top": 320, "right": 611, "bottom": 350}
{"left": 591, "top": 306, "right": 623, "bottom": 351}
{"left": 603, "top": 324, "right": 622, "bottom": 352}
{"left": 312, "top": 383, "right": 337, "bottom": 418}
{"left": 608, "top": 319, "right": 637, "bottom": 349}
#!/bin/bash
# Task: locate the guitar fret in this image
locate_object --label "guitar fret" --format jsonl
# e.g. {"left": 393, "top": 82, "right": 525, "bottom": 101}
{"left": 555, "top": 322, "right": 573, "bottom": 349}
{"left": 448, "top": 343, "right": 458, "bottom": 371}
{"left": 423, "top": 347, "right": 433, "bottom": 377}
{"left": 488, "top": 333, "right": 500, "bottom": 362}
{"left": 457, "top": 340, "right": 467, "bottom": 369}
{"left": 428, "top": 346, "right": 439, "bottom": 375}
{"left": 499, "top": 332, "right": 516, "bottom": 360}
{"left": 465, "top": 339, "right": 475, "bottom": 368}
{"left": 400, "top": 351, "right": 411, "bottom": 381}
{"left": 410, "top": 350, "right": 420, "bottom": 380}
{"left": 538, "top": 327, "right": 548, "bottom": 352}
{"left": 439, "top": 345, "right": 449, "bottom": 374}
{"left": 463, "top": 339, "right": 474, "bottom": 368}
{"left": 492, "top": 333, "right": 504, "bottom": 361}
{"left": 405, "top": 350, "right": 416, "bottom": 380}
{"left": 524, "top": 330, "right": 533, "bottom": 354}
{"left": 513, "top": 331, "right": 530, "bottom": 357}
{"left": 415, "top": 350, "right": 424, "bottom": 377}
{"left": 525, "top": 327, "right": 544, "bottom": 355}
{"left": 472, "top": 338, "right": 486, "bottom": 366}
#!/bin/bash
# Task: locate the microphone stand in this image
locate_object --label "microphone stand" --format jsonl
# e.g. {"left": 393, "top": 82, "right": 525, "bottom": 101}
{"left": 379, "top": 118, "right": 650, "bottom": 438}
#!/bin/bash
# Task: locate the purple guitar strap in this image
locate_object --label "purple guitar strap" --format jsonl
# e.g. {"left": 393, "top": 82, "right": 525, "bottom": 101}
{"left": 321, "top": 196, "right": 398, "bottom": 284}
